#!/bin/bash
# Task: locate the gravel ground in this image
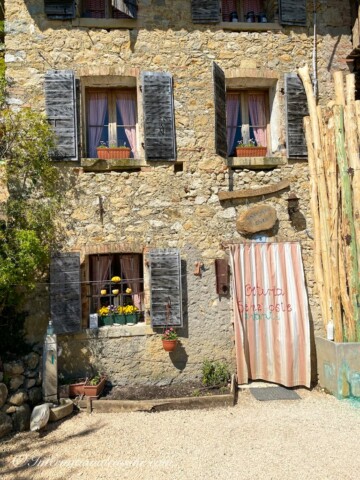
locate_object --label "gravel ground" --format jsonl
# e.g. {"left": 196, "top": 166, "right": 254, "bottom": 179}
{"left": 1, "top": 388, "right": 360, "bottom": 480}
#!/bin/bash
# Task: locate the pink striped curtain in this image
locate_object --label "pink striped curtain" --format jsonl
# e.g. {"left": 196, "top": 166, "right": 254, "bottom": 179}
{"left": 248, "top": 93, "right": 267, "bottom": 147}
{"left": 229, "top": 243, "right": 311, "bottom": 387}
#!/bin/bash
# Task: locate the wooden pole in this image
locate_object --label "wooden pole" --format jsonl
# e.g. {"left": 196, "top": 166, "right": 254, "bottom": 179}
{"left": 303, "top": 116, "right": 327, "bottom": 324}
{"left": 334, "top": 71, "right": 345, "bottom": 107}
{"left": 346, "top": 74, "right": 355, "bottom": 106}
{"left": 333, "top": 104, "right": 360, "bottom": 341}
{"left": 298, "top": 65, "right": 332, "bottom": 325}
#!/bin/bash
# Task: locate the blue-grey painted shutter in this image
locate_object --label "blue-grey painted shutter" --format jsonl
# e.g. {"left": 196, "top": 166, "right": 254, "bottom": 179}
{"left": 112, "top": 0, "right": 138, "bottom": 18}
{"left": 44, "top": 0, "right": 76, "bottom": 19}
{"left": 191, "top": 0, "right": 220, "bottom": 23}
{"left": 150, "top": 249, "right": 182, "bottom": 327}
{"left": 141, "top": 72, "right": 176, "bottom": 161}
{"left": 285, "top": 73, "right": 308, "bottom": 158}
{"left": 45, "top": 70, "right": 78, "bottom": 161}
{"left": 279, "top": 0, "right": 307, "bottom": 26}
{"left": 213, "top": 62, "right": 227, "bottom": 157}
{"left": 50, "top": 253, "right": 82, "bottom": 334}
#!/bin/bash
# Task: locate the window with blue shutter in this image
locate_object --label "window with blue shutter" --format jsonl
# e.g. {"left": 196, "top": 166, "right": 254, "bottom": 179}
{"left": 141, "top": 72, "right": 176, "bottom": 161}
{"left": 150, "top": 249, "right": 183, "bottom": 327}
{"left": 279, "top": 0, "right": 307, "bottom": 26}
{"left": 44, "top": 0, "right": 76, "bottom": 19}
{"left": 285, "top": 73, "right": 308, "bottom": 158}
{"left": 44, "top": 70, "right": 78, "bottom": 161}
{"left": 50, "top": 253, "right": 82, "bottom": 334}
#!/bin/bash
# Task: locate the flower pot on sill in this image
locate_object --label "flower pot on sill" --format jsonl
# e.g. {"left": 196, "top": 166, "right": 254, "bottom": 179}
{"left": 125, "top": 313, "right": 139, "bottom": 325}
{"left": 114, "top": 314, "right": 126, "bottom": 325}
{"left": 83, "top": 377, "right": 106, "bottom": 398}
{"left": 235, "top": 146, "right": 267, "bottom": 157}
{"left": 96, "top": 147, "right": 131, "bottom": 160}
{"left": 162, "top": 339, "right": 177, "bottom": 352}
{"left": 99, "top": 315, "right": 113, "bottom": 326}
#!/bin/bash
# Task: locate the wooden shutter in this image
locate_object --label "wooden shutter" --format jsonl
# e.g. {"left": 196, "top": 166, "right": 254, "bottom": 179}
{"left": 44, "top": 0, "right": 76, "bottom": 19}
{"left": 141, "top": 72, "right": 176, "bottom": 161}
{"left": 213, "top": 62, "right": 227, "bottom": 157}
{"left": 112, "top": 0, "right": 137, "bottom": 18}
{"left": 149, "top": 249, "right": 182, "bottom": 327}
{"left": 285, "top": 73, "right": 308, "bottom": 158}
{"left": 279, "top": 0, "right": 307, "bottom": 26}
{"left": 50, "top": 253, "right": 82, "bottom": 334}
{"left": 191, "top": 0, "right": 220, "bottom": 23}
{"left": 44, "top": 70, "right": 78, "bottom": 161}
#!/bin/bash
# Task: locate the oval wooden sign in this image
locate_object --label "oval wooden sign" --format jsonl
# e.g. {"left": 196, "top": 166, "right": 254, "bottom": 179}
{"left": 236, "top": 205, "right": 277, "bottom": 234}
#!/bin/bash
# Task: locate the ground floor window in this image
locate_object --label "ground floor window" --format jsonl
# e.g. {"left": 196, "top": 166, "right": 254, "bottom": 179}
{"left": 88, "top": 253, "right": 144, "bottom": 322}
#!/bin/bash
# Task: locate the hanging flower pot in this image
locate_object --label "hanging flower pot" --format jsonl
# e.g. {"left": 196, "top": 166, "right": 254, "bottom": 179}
{"left": 162, "top": 339, "right": 177, "bottom": 352}
{"left": 161, "top": 328, "right": 178, "bottom": 352}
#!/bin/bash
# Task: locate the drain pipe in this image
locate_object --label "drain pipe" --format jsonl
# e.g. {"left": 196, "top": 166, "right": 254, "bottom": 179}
{"left": 313, "top": 0, "right": 318, "bottom": 99}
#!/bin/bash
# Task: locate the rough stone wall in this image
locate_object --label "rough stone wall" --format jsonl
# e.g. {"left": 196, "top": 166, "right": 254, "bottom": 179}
{"left": 4, "top": 0, "right": 353, "bottom": 385}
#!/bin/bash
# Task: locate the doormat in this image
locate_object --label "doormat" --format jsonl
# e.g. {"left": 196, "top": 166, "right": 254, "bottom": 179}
{"left": 250, "top": 386, "right": 301, "bottom": 401}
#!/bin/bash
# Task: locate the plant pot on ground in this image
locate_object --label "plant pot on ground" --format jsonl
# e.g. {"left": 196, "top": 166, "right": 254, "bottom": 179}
{"left": 83, "top": 375, "right": 107, "bottom": 398}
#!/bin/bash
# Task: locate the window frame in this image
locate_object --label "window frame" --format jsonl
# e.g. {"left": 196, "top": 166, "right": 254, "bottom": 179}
{"left": 80, "top": 75, "right": 141, "bottom": 160}
{"left": 85, "top": 252, "right": 145, "bottom": 327}
{"left": 227, "top": 88, "right": 270, "bottom": 156}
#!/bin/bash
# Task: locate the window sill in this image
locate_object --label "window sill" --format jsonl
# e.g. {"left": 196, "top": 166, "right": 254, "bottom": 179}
{"left": 81, "top": 157, "right": 145, "bottom": 171}
{"left": 81, "top": 158, "right": 183, "bottom": 172}
{"left": 227, "top": 156, "right": 287, "bottom": 169}
{"left": 86, "top": 323, "right": 154, "bottom": 338}
{"left": 220, "top": 22, "right": 281, "bottom": 32}
{"left": 72, "top": 18, "right": 138, "bottom": 29}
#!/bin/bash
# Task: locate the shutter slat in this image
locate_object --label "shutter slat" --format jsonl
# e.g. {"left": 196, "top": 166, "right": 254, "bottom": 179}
{"left": 213, "top": 62, "right": 227, "bottom": 157}
{"left": 285, "top": 73, "right": 308, "bottom": 158}
{"left": 191, "top": 0, "right": 220, "bottom": 23}
{"left": 142, "top": 72, "right": 176, "bottom": 161}
{"left": 45, "top": 70, "right": 78, "bottom": 161}
{"left": 112, "top": 0, "right": 137, "bottom": 18}
{"left": 279, "top": 0, "right": 307, "bottom": 26}
{"left": 150, "top": 249, "right": 182, "bottom": 327}
{"left": 44, "top": 0, "right": 76, "bottom": 19}
{"left": 50, "top": 253, "right": 82, "bottom": 334}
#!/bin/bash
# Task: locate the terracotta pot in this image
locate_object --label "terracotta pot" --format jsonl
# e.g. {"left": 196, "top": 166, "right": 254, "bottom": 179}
{"left": 96, "top": 147, "right": 131, "bottom": 160}
{"left": 83, "top": 377, "right": 106, "bottom": 398}
{"left": 68, "top": 381, "right": 85, "bottom": 397}
{"left": 162, "top": 339, "right": 177, "bottom": 352}
{"left": 235, "top": 146, "right": 267, "bottom": 157}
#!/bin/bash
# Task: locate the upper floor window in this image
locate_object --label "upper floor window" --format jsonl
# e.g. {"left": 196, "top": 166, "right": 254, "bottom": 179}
{"left": 226, "top": 90, "right": 268, "bottom": 156}
{"left": 222, "top": 0, "right": 267, "bottom": 23}
{"left": 86, "top": 88, "right": 137, "bottom": 158}
{"left": 191, "top": 0, "right": 306, "bottom": 26}
{"left": 82, "top": 0, "right": 137, "bottom": 19}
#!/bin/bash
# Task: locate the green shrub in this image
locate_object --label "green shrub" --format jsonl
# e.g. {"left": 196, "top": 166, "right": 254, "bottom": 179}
{"left": 201, "top": 359, "right": 230, "bottom": 387}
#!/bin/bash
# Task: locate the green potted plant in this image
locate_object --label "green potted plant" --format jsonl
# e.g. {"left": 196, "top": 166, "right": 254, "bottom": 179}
{"left": 161, "top": 327, "right": 178, "bottom": 352}
{"left": 97, "top": 305, "right": 114, "bottom": 326}
{"left": 123, "top": 304, "right": 139, "bottom": 325}
{"left": 235, "top": 139, "right": 267, "bottom": 157}
{"left": 96, "top": 141, "right": 131, "bottom": 160}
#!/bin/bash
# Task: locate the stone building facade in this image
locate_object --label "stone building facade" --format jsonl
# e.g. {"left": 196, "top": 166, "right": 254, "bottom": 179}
{"left": 4, "top": 0, "right": 355, "bottom": 386}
